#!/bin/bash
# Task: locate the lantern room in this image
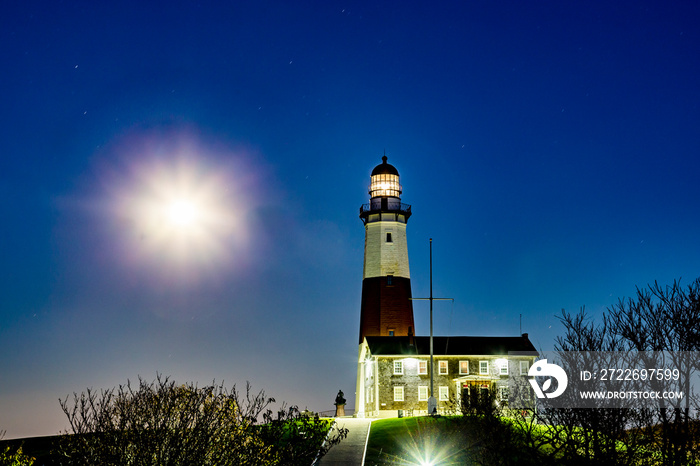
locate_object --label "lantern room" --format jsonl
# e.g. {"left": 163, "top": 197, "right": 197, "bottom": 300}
{"left": 369, "top": 156, "right": 402, "bottom": 199}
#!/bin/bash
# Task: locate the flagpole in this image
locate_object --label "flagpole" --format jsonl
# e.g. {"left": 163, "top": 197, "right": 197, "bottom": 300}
{"left": 411, "top": 238, "right": 452, "bottom": 415}
{"left": 429, "top": 238, "right": 434, "bottom": 409}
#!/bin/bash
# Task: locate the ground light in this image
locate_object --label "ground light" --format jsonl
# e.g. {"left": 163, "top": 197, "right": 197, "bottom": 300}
{"left": 402, "top": 433, "right": 457, "bottom": 465}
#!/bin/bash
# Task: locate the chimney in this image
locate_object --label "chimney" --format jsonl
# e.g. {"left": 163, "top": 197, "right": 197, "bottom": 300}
{"left": 521, "top": 333, "right": 528, "bottom": 339}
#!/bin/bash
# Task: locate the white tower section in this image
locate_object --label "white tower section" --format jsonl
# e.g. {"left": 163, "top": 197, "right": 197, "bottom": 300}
{"left": 362, "top": 220, "right": 410, "bottom": 279}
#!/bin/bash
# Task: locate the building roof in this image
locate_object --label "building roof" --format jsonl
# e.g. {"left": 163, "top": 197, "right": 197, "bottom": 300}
{"left": 364, "top": 335, "right": 537, "bottom": 356}
{"left": 371, "top": 155, "right": 399, "bottom": 176}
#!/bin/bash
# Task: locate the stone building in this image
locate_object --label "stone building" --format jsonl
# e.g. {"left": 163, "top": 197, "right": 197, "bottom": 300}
{"left": 356, "top": 335, "right": 536, "bottom": 417}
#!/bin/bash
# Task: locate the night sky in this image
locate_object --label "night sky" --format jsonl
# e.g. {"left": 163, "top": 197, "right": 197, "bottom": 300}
{"left": 2, "top": 1, "right": 699, "bottom": 438}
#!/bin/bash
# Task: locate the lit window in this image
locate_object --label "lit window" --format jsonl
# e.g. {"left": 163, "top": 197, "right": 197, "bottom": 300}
{"left": 418, "top": 361, "right": 428, "bottom": 375}
{"left": 418, "top": 386, "right": 428, "bottom": 401}
{"left": 439, "top": 386, "right": 449, "bottom": 401}
{"left": 386, "top": 232, "right": 393, "bottom": 242}
{"left": 479, "top": 361, "right": 489, "bottom": 375}
{"left": 520, "top": 360, "right": 529, "bottom": 376}
{"left": 394, "top": 386, "right": 404, "bottom": 402}
{"left": 459, "top": 361, "right": 469, "bottom": 375}
{"left": 500, "top": 361, "right": 508, "bottom": 375}
{"left": 439, "top": 360, "right": 448, "bottom": 375}
{"left": 394, "top": 361, "right": 403, "bottom": 375}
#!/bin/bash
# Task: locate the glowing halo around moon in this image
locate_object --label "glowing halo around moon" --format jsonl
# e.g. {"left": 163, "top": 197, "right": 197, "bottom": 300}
{"left": 120, "top": 157, "right": 241, "bottom": 265}
{"left": 98, "top": 131, "right": 263, "bottom": 282}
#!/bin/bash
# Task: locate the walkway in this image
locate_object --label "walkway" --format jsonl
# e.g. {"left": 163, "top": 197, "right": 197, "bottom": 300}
{"left": 316, "top": 418, "right": 372, "bottom": 466}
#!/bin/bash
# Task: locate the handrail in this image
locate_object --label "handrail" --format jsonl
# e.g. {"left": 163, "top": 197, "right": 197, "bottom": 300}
{"left": 359, "top": 203, "right": 412, "bottom": 215}
{"left": 317, "top": 408, "right": 355, "bottom": 417}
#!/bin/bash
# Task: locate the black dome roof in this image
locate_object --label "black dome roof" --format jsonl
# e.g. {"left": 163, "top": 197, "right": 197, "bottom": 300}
{"left": 371, "top": 156, "right": 399, "bottom": 176}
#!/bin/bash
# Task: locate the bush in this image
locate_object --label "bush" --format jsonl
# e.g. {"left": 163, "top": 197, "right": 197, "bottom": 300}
{"left": 57, "top": 375, "right": 346, "bottom": 465}
{"left": 0, "top": 432, "right": 35, "bottom": 466}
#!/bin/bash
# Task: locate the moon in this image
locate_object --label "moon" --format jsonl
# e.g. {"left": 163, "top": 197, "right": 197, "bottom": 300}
{"left": 167, "top": 199, "right": 199, "bottom": 227}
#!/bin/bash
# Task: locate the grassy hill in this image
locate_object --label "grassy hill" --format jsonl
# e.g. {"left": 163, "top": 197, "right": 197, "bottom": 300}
{"left": 365, "top": 416, "right": 473, "bottom": 465}
{"left": 362, "top": 415, "right": 687, "bottom": 466}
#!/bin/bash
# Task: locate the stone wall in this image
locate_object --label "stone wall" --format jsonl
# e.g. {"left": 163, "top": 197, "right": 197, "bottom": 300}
{"left": 373, "top": 356, "right": 532, "bottom": 413}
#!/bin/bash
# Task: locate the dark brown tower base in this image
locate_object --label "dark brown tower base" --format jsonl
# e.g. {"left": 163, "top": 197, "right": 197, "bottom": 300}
{"left": 359, "top": 276, "right": 415, "bottom": 343}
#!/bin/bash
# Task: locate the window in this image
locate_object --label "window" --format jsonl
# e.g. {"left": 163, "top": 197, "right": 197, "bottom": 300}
{"left": 393, "top": 360, "right": 403, "bottom": 375}
{"left": 394, "top": 386, "right": 404, "bottom": 402}
{"left": 500, "top": 361, "right": 508, "bottom": 375}
{"left": 499, "top": 387, "right": 509, "bottom": 401}
{"left": 388, "top": 329, "right": 395, "bottom": 336}
{"left": 480, "top": 385, "right": 490, "bottom": 398}
{"left": 438, "top": 360, "right": 448, "bottom": 375}
{"left": 370, "top": 173, "right": 402, "bottom": 198}
{"left": 418, "top": 386, "right": 429, "bottom": 401}
{"left": 386, "top": 275, "right": 393, "bottom": 286}
{"left": 418, "top": 361, "right": 428, "bottom": 375}
{"left": 479, "top": 361, "right": 489, "bottom": 375}
{"left": 459, "top": 361, "right": 469, "bottom": 375}
{"left": 439, "top": 386, "right": 449, "bottom": 401}
{"left": 520, "top": 360, "right": 529, "bottom": 376}
{"left": 386, "top": 232, "right": 393, "bottom": 242}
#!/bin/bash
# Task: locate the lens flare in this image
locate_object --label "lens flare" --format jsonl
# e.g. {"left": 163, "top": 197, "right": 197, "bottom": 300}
{"left": 396, "top": 418, "right": 463, "bottom": 465}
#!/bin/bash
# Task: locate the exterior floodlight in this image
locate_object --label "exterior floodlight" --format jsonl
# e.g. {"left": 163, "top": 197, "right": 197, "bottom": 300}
{"left": 403, "top": 357, "right": 418, "bottom": 368}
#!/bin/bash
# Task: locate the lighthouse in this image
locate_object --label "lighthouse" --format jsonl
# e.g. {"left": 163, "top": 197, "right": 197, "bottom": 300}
{"left": 354, "top": 157, "right": 538, "bottom": 419}
{"left": 358, "top": 156, "right": 415, "bottom": 343}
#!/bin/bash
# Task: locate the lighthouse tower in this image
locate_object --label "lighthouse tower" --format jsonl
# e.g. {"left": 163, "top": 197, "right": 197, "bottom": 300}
{"left": 358, "top": 156, "right": 415, "bottom": 343}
